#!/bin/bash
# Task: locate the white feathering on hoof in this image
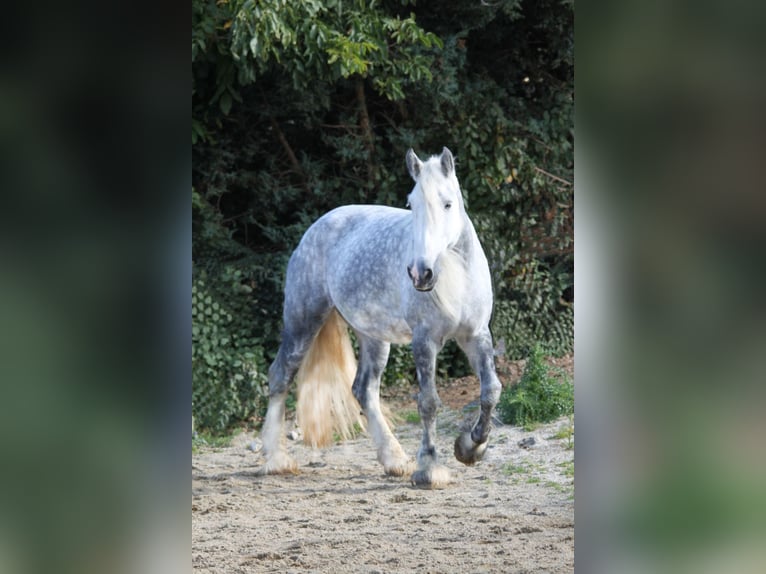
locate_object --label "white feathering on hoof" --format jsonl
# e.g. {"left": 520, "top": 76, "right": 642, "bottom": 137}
{"left": 257, "top": 450, "right": 298, "bottom": 475}
{"left": 411, "top": 465, "right": 452, "bottom": 489}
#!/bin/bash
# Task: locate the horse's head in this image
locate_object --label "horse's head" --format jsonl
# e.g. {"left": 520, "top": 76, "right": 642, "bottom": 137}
{"left": 404, "top": 147, "right": 465, "bottom": 292}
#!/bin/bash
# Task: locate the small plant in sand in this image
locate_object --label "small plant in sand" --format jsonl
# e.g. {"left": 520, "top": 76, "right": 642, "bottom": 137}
{"left": 497, "top": 345, "right": 573, "bottom": 429}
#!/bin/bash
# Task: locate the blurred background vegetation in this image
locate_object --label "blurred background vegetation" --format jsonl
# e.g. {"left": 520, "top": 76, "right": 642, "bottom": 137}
{"left": 192, "top": 0, "right": 573, "bottom": 433}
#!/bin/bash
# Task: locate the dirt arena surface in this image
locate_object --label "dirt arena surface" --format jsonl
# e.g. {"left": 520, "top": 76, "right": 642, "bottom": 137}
{"left": 193, "top": 358, "right": 574, "bottom": 574}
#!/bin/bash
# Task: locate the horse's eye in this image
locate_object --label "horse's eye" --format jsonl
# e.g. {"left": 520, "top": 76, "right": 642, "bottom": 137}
{"left": 445, "top": 202, "right": 453, "bottom": 210}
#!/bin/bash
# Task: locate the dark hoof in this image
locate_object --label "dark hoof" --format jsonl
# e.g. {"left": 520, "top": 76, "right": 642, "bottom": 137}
{"left": 454, "top": 432, "right": 488, "bottom": 466}
{"left": 410, "top": 466, "right": 451, "bottom": 489}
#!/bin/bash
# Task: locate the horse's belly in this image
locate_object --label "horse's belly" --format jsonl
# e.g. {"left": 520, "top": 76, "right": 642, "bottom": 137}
{"left": 335, "top": 300, "right": 413, "bottom": 344}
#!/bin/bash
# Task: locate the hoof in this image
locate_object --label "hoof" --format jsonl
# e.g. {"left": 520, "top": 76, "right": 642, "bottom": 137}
{"left": 410, "top": 465, "right": 451, "bottom": 489}
{"left": 378, "top": 445, "right": 413, "bottom": 477}
{"left": 384, "top": 459, "right": 414, "bottom": 477}
{"left": 256, "top": 451, "right": 298, "bottom": 476}
{"left": 454, "top": 432, "right": 488, "bottom": 466}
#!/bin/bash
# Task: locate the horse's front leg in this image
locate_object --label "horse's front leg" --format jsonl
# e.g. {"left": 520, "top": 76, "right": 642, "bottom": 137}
{"left": 454, "top": 329, "right": 502, "bottom": 465}
{"left": 352, "top": 336, "right": 411, "bottom": 477}
{"left": 410, "top": 333, "right": 451, "bottom": 489}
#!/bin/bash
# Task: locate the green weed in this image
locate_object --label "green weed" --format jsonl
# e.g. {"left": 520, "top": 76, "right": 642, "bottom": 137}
{"left": 402, "top": 410, "right": 421, "bottom": 424}
{"left": 551, "top": 416, "right": 574, "bottom": 449}
{"left": 558, "top": 460, "right": 575, "bottom": 478}
{"left": 332, "top": 422, "right": 365, "bottom": 443}
{"left": 497, "top": 345, "right": 573, "bottom": 428}
{"left": 545, "top": 481, "right": 567, "bottom": 492}
{"left": 192, "top": 430, "right": 235, "bottom": 453}
{"left": 501, "top": 463, "right": 529, "bottom": 476}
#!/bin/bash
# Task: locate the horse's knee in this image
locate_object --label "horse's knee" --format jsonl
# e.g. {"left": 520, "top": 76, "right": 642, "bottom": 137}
{"left": 480, "top": 378, "right": 501, "bottom": 408}
{"left": 417, "top": 390, "right": 440, "bottom": 419}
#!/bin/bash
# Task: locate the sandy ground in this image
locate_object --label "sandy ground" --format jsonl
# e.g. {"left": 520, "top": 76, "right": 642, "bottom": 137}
{"left": 192, "top": 369, "right": 574, "bottom": 574}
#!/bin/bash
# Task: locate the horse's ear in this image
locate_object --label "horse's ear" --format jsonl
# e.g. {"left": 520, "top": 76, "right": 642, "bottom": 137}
{"left": 406, "top": 148, "right": 422, "bottom": 181}
{"left": 440, "top": 147, "right": 455, "bottom": 176}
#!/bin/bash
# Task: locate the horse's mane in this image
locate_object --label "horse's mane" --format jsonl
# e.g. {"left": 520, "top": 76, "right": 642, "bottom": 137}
{"left": 429, "top": 244, "right": 467, "bottom": 324}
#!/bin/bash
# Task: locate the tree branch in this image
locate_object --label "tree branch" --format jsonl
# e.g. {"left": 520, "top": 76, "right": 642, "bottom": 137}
{"left": 534, "top": 166, "right": 572, "bottom": 186}
{"left": 356, "top": 78, "right": 379, "bottom": 190}
{"left": 269, "top": 116, "right": 311, "bottom": 194}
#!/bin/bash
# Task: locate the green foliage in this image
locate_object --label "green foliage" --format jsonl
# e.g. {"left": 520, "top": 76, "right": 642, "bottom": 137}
{"left": 191, "top": 183, "right": 290, "bottom": 433}
{"left": 497, "top": 346, "right": 574, "bottom": 428}
{"left": 192, "top": 0, "right": 241, "bottom": 141}
{"left": 558, "top": 459, "right": 575, "bottom": 478}
{"left": 380, "top": 340, "right": 470, "bottom": 387}
{"left": 382, "top": 344, "right": 416, "bottom": 387}
{"left": 552, "top": 416, "right": 575, "bottom": 449}
{"left": 192, "top": 272, "right": 271, "bottom": 433}
{"left": 228, "top": 0, "right": 442, "bottom": 99}
{"left": 502, "top": 463, "right": 529, "bottom": 476}
{"left": 192, "top": 429, "right": 236, "bottom": 453}
{"left": 402, "top": 410, "right": 421, "bottom": 424}
{"left": 192, "top": 0, "right": 573, "bottom": 432}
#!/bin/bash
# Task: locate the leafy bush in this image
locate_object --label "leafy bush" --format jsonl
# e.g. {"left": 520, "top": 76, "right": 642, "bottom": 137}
{"left": 192, "top": 272, "right": 271, "bottom": 433}
{"left": 497, "top": 345, "right": 573, "bottom": 428}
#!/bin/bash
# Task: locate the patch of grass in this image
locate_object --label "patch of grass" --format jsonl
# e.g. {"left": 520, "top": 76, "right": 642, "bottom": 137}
{"left": 497, "top": 345, "right": 574, "bottom": 429}
{"left": 557, "top": 460, "right": 575, "bottom": 478}
{"left": 501, "top": 463, "right": 529, "bottom": 476}
{"left": 551, "top": 416, "right": 574, "bottom": 449}
{"left": 526, "top": 476, "right": 542, "bottom": 484}
{"left": 332, "top": 421, "right": 366, "bottom": 443}
{"left": 192, "top": 430, "right": 235, "bottom": 453}
{"left": 545, "top": 481, "right": 567, "bottom": 492}
{"left": 285, "top": 391, "right": 298, "bottom": 413}
{"left": 401, "top": 410, "right": 421, "bottom": 424}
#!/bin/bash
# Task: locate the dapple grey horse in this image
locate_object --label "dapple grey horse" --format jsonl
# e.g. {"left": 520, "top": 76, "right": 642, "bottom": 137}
{"left": 257, "top": 147, "right": 501, "bottom": 488}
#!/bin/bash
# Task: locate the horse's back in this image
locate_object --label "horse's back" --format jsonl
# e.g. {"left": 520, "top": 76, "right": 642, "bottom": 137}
{"left": 293, "top": 204, "right": 406, "bottom": 264}
{"left": 284, "top": 204, "right": 407, "bottom": 301}
{"left": 286, "top": 205, "right": 413, "bottom": 341}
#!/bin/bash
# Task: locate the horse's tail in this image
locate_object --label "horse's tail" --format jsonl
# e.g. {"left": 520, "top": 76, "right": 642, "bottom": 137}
{"left": 296, "top": 309, "right": 365, "bottom": 448}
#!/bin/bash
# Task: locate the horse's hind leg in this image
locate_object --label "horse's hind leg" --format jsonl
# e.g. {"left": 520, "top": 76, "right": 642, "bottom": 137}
{"left": 410, "top": 332, "right": 451, "bottom": 489}
{"left": 257, "top": 335, "right": 304, "bottom": 474}
{"left": 351, "top": 335, "right": 411, "bottom": 476}
{"left": 258, "top": 312, "right": 327, "bottom": 475}
{"left": 453, "top": 328, "right": 502, "bottom": 465}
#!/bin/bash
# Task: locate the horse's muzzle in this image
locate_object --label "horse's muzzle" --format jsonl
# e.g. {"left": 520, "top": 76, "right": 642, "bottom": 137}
{"left": 407, "top": 264, "right": 435, "bottom": 291}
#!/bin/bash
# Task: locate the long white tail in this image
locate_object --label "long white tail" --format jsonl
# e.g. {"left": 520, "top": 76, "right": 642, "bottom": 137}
{"left": 296, "top": 309, "right": 365, "bottom": 448}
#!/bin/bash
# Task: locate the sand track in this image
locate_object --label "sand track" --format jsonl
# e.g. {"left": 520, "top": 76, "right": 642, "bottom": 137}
{"left": 193, "top": 404, "right": 574, "bottom": 573}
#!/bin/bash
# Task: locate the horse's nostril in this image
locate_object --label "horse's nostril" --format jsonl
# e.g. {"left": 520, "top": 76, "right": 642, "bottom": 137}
{"left": 407, "top": 265, "right": 414, "bottom": 280}
{"left": 423, "top": 268, "right": 433, "bottom": 282}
